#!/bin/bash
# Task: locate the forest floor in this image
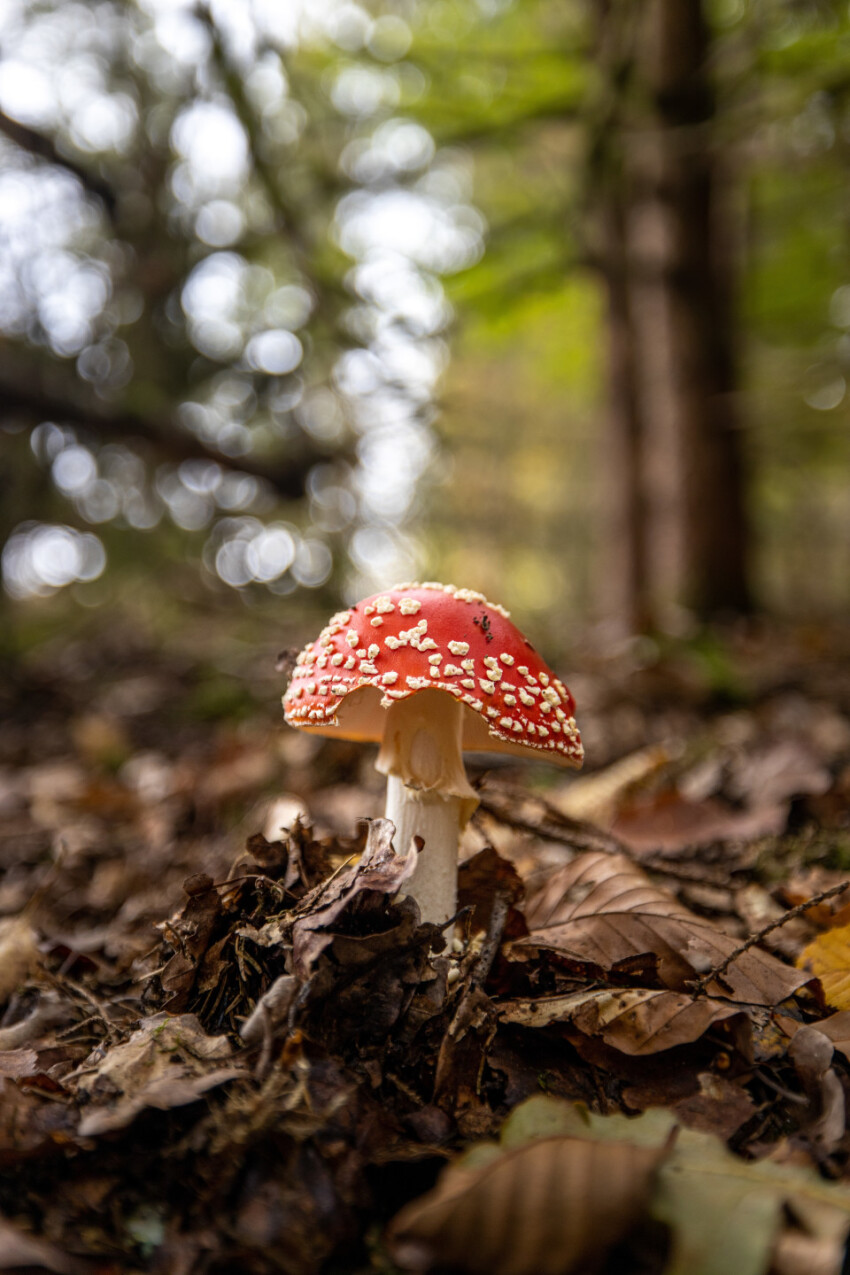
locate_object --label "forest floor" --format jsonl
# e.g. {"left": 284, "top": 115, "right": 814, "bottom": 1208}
{"left": 2, "top": 615, "right": 850, "bottom": 1273}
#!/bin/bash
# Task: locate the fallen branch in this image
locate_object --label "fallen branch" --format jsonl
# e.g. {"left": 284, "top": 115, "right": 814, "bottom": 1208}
{"left": 691, "top": 879, "right": 850, "bottom": 997}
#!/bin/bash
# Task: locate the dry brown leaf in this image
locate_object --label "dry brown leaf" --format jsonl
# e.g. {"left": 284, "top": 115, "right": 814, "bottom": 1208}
{"left": 388, "top": 1133, "right": 665, "bottom": 1275}
{"left": 520, "top": 851, "right": 808, "bottom": 1005}
{"left": 291, "top": 818, "right": 417, "bottom": 976}
{"left": 552, "top": 745, "right": 670, "bottom": 828}
{"left": 613, "top": 793, "right": 787, "bottom": 853}
{"left": 499, "top": 987, "right": 741, "bottom": 1055}
{"left": 73, "top": 1013, "right": 244, "bottom": 1136}
{"left": 797, "top": 925, "right": 850, "bottom": 1010}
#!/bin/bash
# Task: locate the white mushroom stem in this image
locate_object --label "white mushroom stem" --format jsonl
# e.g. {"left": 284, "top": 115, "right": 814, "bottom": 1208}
{"left": 377, "top": 689, "right": 478, "bottom": 927}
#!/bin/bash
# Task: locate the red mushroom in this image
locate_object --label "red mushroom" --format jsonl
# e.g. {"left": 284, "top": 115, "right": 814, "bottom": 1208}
{"left": 283, "top": 582, "right": 583, "bottom": 926}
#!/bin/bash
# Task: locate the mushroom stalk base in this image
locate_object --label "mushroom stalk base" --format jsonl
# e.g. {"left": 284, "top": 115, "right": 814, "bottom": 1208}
{"left": 376, "top": 690, "right": 478, "bottom": 929}
{"left": 385, "top": 776, "right": 465, "bottom": 927}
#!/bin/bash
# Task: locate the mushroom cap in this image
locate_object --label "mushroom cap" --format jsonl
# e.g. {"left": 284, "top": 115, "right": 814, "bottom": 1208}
{"left": 283, "top": 582, "right": 583, "bottom": 768}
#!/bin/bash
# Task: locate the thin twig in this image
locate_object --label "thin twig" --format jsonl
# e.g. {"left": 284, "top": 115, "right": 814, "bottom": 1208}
{"left": 692, "top": 879, "right": 850, "bottom": 996}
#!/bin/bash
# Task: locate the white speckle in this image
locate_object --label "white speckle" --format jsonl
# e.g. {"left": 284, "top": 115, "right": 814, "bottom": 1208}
{"left": 526, "top": 722, "right": 536, "bottom": 735}
{"left": 370, "top": 617, "right": 384, "bottom": 627}
{"left": 499, "top": 716, "right": 513, "bottom": 729}
{"left": 316, "top": 654, "right": 327, "bottom": 669}
{"left": 398, "top": 598, "right": 421, "bottom": 615}
{"left": 556, "top": 708, "right": 566, "bottom": 722}
{"left": 331, "top": 652, "right": 344, "bottom": 666}
{"left": 537, "top": 725, "right": 549, "bottom": 737}
{"left": 539, "top": 672, "right": 550, "bottom": 686}
{"left": 540, "top": 702, "right": 552, "bottom": 714}
{"left": 448, "top": 640, "right": 469, "bottom": 656}
{"left": 306, "top": 681, "right": 317, "bottom": 695}
{"left": 487, "top": 707, "right": 499, "bottom": 718}
{"left": 346, "top": 631, "right": 359, "bottom": 648}
{"left": 385, "top": 636, "right": 404, "bottom": 650}
{"left": 368, "top": 644, "right": 380, "bottom": 659}
{"left": 381, "top": 671, "right": 398, "bottom": 685}
{"left": 444, "top": 664, "right": 463, "bottom": 677}
{"left": 517, "top": 665, "right": 529, "bottom": 676}
{"left": 491, "top": 667, "right": 503, "bottom": 681}
{"left": 406, "top": 675, "right": 430, "bottom": 690}
{"left": 503, "top": 694, "right": 517, "bottom": 706}
{"left": 429, "top": 667, "right": 441, "bottom": 678}
{"left": 364, "top": 604, "right": 376, "bottom": 615}
{"left": 519, "top": 689, "right": 535, "bottom": 707}
{"left": 471, "top": 699, "right": 483, "bottom": 711}
{"left": 359, "top": 661, "right": 378, "bottom": 675}
{"left": 419, "top": 637, "right": 438, "bottom": 651}
{"left": 461, "top": 678, "right": 476, "bottom": 689}
{"left": 375, "top": 596, "right": 395, "bottom": 614}
{"left": 551, "top": 720, "right": 561, "bottom": 732}
{"left": 542, "top": 688, "right": 559, "bottom": 706}
{"left": 512, "top": 721, "right": 523, "bottom": 733}
{"left": 479, "top": 678, "right": 496, "bottom": 695}
{"left": 499, "top": 653, "right": 515, "bottom": 666}
{"left": 428, "top": 654, "right": 442, "bottom": 664}
{"left": 345, "top": 655, "right": 356, "bottom": 670}
{"left": 461, "top": 659, "right": 475, "bottom": 672}
{"left": 484, "top": 656, "right": 499, "bottom": 669}
{"left": 568, "top": 717, "right": 576, "bottom": 729}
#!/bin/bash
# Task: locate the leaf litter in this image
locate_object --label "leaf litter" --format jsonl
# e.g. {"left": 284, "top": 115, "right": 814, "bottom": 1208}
{"left": 1, "top": 624, "right": 850, "bottom": 1270}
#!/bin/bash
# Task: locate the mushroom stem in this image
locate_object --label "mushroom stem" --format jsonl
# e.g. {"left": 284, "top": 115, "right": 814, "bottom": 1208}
{"left": 377, "top": 690, "right": 478, "bottom": 927}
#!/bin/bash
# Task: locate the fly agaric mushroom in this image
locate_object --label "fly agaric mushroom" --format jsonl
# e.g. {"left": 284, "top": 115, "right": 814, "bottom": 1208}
{"left": 282, "top": 583, "right": 582, "bottom": 926}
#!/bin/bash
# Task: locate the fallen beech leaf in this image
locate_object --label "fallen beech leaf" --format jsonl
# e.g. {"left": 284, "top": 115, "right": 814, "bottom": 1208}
{"left": 388, "top": 1133, "right": 665, "bottom": 1275}
{"left": 499, "top": 988, "right": 741, "bottom": 1055}
{"left": 521, "top": 851, "right": 808, "bottom": 1005}
{"left": 797, "top": 925, "right": 850, "bottom": 1010}
{"left": 613, "top": 793, "right": 787, "bottom": 854}
{"left": 73, "top": 1013, "right": 244, "bottom": 1136}
{"left": 469, "top": 1097, "right": 850, "bottom": 1275}
{"left": 552, "top": 745, "right": 670, "bottom": 828}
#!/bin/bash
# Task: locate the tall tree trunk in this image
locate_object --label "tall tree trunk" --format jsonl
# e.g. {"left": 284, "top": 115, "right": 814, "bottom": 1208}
{"left": 594, "top": 0, "right": 751, "bottom": 630}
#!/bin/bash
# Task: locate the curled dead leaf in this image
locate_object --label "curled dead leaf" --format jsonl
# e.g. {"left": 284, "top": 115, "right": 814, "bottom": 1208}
{"left": 499, "top": 987, "right": 741, "bottom": 1055}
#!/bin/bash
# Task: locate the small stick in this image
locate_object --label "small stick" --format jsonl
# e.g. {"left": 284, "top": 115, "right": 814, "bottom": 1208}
{"left": 692, "top": 879, "right": 850, "bottom": 997}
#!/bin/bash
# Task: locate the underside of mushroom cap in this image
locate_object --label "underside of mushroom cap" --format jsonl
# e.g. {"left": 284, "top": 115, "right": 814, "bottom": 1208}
{"left": 283, "top": 582, "right": 583, "bottom": 767}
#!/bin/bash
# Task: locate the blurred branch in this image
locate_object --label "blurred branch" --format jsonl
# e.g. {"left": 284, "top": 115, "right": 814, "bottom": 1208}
{"left": 0, "top": 110, "right": 118, "bottom": 217}
{"left": 0, "top": 376, "right": 334, "bottom": 499}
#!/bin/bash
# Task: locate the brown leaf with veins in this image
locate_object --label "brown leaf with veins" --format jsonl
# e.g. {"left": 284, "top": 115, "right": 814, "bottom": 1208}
{"left": 388, "top": 1133, "right": 666, "bottom": 1275}
{"left": 499, "top": 987, "right": 742, "bottom": 1055}
{"left": 520, "top": 851, "right": 808, "bottom": 1005}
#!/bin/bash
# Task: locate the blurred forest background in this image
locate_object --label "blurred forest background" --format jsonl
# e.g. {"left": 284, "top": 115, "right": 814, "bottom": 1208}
{"left": 2, "top": 0, "right": 850, "bottom": 664}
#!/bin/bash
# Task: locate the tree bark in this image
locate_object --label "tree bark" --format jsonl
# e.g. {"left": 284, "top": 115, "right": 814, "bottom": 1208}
{"left": 593, "top": 0, "right": 751, "bottom": 630}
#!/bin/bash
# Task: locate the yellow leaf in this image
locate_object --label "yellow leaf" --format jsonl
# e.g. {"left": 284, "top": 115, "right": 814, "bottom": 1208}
{"left": 798, "top": 925, "right": 850, "bottom": 1010}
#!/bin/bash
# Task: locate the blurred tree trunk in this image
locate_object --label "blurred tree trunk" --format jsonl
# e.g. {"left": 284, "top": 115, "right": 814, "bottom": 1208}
{"left": 593, "top": 0, "right": 750, "bottom": 632}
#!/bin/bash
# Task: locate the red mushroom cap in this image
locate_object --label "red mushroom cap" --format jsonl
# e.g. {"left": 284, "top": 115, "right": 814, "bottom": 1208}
{"left": 283, "top": 582, "right": 583, "bottom": 767}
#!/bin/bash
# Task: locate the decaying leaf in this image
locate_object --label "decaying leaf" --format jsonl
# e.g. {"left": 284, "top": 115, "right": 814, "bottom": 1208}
{"left": 797, "top": 924, "right": 850, "bottom": 1010}
{"left": 388, "top": 1131, "right": 665, "bottom": 1275}
{"left": 73, "top": 1013, "right": 244, "bottom": 1136}
{"left": 521, "top": 851, "right": 809, "bottom": 1005}
{"left": 498, "top": 988, "right": 742, "bottom": 1055}
{"left": 291, "top": 818, "right": 418, "bottom": 977}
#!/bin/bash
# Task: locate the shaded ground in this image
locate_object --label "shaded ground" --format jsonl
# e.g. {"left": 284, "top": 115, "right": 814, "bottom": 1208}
{"left": 1, "top": 616, "right": 850, "bottom": 1273}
